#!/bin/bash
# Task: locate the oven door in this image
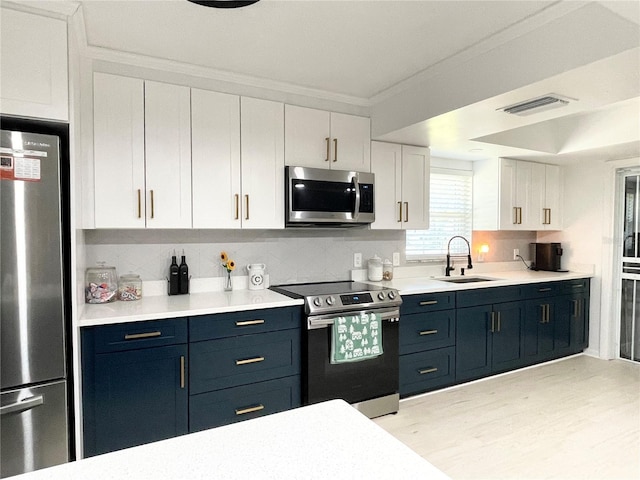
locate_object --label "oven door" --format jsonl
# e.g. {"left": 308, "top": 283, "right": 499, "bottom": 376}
{"left": 286, "top": 166, "right": 375, "bottom": 226}
{"left": 304, "top": 307, "right": 399, "bottom": 406}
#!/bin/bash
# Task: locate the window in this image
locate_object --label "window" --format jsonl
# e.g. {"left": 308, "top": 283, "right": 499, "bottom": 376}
{"left": 406, "top": 167, "right": 473, "bottom": 259}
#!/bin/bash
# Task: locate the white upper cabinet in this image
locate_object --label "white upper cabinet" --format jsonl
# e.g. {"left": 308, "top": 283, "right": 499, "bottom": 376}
{"left": 240, "top": 97, "right": 285, "bottom": 229}
{"left": 473, "top": 157, "right": 562, "bottom": 231}
{"left": 93, "top": 74, "right": 192, "bottom": 228}
{"left": 284, "top": 105, "right": 370, "bottom": 171}
{"left": 371, "top": 142, "right": 430, "bottom": 230}
{"left": 191, "top": 89, "right": 241, "bottom": 229}
{"left": 1, "top": 8, "right": 68, "bottom": 121}
{"left": 144, "top": 81, "right": 192, "bottom": 229}
{"left": 93, "top": 73, "right": 145, "bottom": 228}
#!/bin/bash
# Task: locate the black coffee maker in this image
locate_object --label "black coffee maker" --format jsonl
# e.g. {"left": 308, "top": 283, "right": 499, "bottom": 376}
{"left": 530, "top": 243, "right": 564, "bottom": 271}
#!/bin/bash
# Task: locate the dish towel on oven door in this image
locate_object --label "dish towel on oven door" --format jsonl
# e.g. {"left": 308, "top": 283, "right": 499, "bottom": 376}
{"left": 331, "top": 312, "right": 383, "bottom": 363}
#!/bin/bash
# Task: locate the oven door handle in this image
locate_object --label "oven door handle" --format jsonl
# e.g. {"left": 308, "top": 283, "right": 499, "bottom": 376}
{"left": 307, "top": 308, "right": 400, "bottom": 330}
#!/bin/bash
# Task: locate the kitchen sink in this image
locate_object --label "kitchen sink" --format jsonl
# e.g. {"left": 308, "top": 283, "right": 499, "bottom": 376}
{"left": 440, "top": 277, "right": 496, "bottom": 284}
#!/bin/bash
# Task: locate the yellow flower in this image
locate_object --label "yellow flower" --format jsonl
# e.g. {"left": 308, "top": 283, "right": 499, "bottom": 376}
{"left": 226, "top": 260, "right": 236, "bottom": 271}
{"left": 220, "top": 251, "right": 228, "bottom": 262}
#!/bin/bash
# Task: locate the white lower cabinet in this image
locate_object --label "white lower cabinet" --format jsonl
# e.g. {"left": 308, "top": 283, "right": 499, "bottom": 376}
{"left": 371, "top": 142, "right": 430, "bottom": 230}
{"left": 93, "top": 73, "right": 192, "bottom": 228}
{"left": 0, "top": 8, "right": 68, "bottom": 121}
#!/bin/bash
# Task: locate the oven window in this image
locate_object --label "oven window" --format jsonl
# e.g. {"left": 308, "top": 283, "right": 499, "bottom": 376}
{"left": 291, "top": 179, "right": 355, "bottom": 212}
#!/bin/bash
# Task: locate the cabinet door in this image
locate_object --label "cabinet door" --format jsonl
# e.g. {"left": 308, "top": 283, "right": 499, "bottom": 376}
{"left": 515, "top": 160, "right": 536, "bottom": 230}
{"left": 93, "top": 73, "right": 146, "bottom": 228}
{"left": 543, "top": 164, "right": 562, "bottom": 230}
{"left": 401, "top": 145, "right": 430, "bottom": 229}
{"left": 456, "top": 305, "right": 492, "bottom": 381}
{"left": 491, "top": 301, "right": 524, "bottom": 372}
{"left": 240, "top": 97, "right": 285, "bottom": 229}
{"left": 568, "top": 292, "right": 589, "bottom": 353}
{"left": 0, "top": 9, "right": 68, "bottom": 121}
{"left": 284, "top": 105, "right": 330, "bottom": 168}
{"left": 329, "top": 112, "right": 371, "bottom": 171}
{"left": 85, "top": 345, "right": 188, "bottom": 457}
{"left": 191, "top": 89, "right": 241, "bottom": 228}
{"left": 370, "top": 142, "right": 402, "bottom": 229}
{"left": 498, "top": 158, "right": 518, "bottom": 229}
{"left": 145, "top": 81, "right": 192, "bottom": 228}
{"left": 523, "top": 299, "right": 547, "bottom": 364}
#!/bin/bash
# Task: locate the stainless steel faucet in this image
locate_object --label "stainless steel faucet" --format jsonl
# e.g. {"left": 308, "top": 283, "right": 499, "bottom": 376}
{"left": 446, "top": 236, "right": 473, "bottom": 276}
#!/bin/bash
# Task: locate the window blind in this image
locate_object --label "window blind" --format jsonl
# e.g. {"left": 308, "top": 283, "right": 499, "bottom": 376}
{"left": 406, "top": 168, "right": 473, "bottom": 259}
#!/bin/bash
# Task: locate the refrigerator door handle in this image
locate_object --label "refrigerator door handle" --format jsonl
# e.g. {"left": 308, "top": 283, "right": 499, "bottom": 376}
{"left": 1, "top": 395, "right": 44, "bottom": 415}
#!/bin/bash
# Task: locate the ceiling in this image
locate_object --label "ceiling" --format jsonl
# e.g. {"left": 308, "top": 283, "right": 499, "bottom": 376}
{"left": 8, "top": 0, "right": 640, "bottom": 163}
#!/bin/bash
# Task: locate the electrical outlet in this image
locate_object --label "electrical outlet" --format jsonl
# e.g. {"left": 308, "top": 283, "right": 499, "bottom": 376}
{"left": 392, "top": 252, "right": 400, "bottom": 266}
{"left": 354, "top": 253, "right": 362, "bottom": 268}
{"left": 513, "top": 249, "right": 520, "bottom": 260}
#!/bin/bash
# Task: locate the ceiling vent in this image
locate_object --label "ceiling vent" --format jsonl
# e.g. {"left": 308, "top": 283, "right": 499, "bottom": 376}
{"left": 500, "top": 94, "right": 573, "bottom": 116}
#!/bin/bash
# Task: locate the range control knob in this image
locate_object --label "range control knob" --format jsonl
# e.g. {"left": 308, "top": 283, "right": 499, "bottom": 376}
{"left": 313, "top": 297, "right": 322, "bottom": 307}
{"left": 377, "top": 292, "right": 386, "bottom": 301}
{"left": 388, "top": 291, "right": 397, "bottom": 300}
{"left": 326, "top": 296, "right": 335, "bottom": 306}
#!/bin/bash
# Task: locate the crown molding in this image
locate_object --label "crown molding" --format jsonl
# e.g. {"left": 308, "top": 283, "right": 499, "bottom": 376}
{"left": 1, "top": 0, "right": 79, "bottom": 18}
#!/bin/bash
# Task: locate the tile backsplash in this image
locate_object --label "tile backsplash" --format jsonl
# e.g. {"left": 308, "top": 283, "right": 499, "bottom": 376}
{"left": 84, "top": 229, "right": 536, "bottom": 285}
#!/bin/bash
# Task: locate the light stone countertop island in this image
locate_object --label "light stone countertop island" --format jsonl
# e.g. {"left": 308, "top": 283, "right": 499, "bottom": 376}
{"left": 12, "top": 400, "right": 449, "bottom": 480}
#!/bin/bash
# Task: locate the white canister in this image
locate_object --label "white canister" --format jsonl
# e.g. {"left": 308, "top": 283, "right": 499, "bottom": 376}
{"left": 246, "top": 263, "right": 267, "bottom": 290}
{"left": 367, "top": 255, "right": 383, "bottom": 281}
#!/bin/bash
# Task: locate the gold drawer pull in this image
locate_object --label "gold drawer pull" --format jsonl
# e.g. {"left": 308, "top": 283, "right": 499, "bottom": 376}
{"left": 124, "top": 331, "right": 161, "bottom": 340}
{"left": 325, "top": 137, "right": 330, "bottom": 162}
{"left": 236, "top": 356, "right": 265, "bottom": 366}
{"left": 235, "top": 404, "right": 265, "bottom": 416}
{"left": 539, "top": 288, "right": 552, "bottom": 292}
{"left": 419, "top": 300, "right": 438, "bottom": 306}
{"left": 419, "top": 330, "right": 438, "bottom": 336}
{"left": 235, "top": 319, "right": 265, "bottom": 327}
{"left": 419, "top": 367, "right": 438, "bottom": 375}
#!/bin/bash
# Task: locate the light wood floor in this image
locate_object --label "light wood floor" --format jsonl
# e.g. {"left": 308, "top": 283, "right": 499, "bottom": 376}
{"left": 374, "top": 355, "right": 640, "bottom": 479}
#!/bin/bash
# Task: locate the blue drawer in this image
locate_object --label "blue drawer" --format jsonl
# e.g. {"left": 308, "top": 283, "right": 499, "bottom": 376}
{"left": 456, "top": 285, "right": 522, "bottom": 308}
{"left": 189, "top": 376, "right": 301, "bottom": 432}
{"left": 401, "top": 292, "right": 456, "bottom": 315}
{"left": 189, "top": 329, "right": 301, "bottom": 394}
{"left": 521, "top": 282, "right": 562, "bottom": 299}
{"left": 189, "top": 306, "right": 302, "bottom": 342}
{"left": 89, "top": 318, "right": 187, "bottom": 354}
{"left": 400, "top": 310, "right": 455, "bottom": 354}
{"left": 560, "top": 278, "right": 590, "bottom": 294}
{"left": 400, "top": 346, "right": 456, "bottom": 397}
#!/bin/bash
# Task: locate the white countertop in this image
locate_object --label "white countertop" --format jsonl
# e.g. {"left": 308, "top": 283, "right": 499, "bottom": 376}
{"left": 14, "top": 400, "right": 448, "bottom": 480}
{"left": 79, "top": 270, "right": 592, "bottom": 327}
{"left": 80, "top": 288, "right": 303, "bottom": 327}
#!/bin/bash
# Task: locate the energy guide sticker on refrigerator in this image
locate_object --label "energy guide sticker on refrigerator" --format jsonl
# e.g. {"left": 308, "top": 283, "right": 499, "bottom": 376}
{"left": 0, "top": 124, "right": 70, "bottom": 478}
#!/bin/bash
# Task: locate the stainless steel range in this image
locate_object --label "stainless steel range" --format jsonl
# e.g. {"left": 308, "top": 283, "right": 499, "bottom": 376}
{"left": 270, "top": 281, "right": 402, "bottom": 418}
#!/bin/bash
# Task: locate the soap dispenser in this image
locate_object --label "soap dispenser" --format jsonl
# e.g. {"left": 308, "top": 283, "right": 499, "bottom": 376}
{"left": 179, "top": 251, "right": 189, "bottom": 294}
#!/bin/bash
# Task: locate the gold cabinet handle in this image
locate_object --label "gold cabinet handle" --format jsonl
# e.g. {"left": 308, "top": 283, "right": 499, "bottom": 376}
{"left": 490, "top": 311, "right": 495, "bottom": 333}
{"left": 244, "top": 194, "right": 249, "bottom": 220}
{"left": 234, "top": 194, "right": 239, "bottom": 220}
{"left": 543, "top": 208, "right": 551, "bottom": 225}
{"left": 137, "top": 189, "right": 142, "bottom": 218}
{"left": 573, "top": 299, "right": 579, "bottom": 318}
{"left": 539, "top": 288, "right": 552, "bottom": 292}
{"left": 235, "top": 356, "right": 264, "bottom": 366}
{"left": 419, "top": 300, "right": 438, "bottom": 306}
{"left": 150, "top": 190, "right": 155, "bottom": 219}
{"left": 397, "top": 201, "right": 402, "bottom": 223}
{"left": 419, "top": 329, "right": 438, "bottom": 336}
{"left": 235, "top": 404, "right": 265, "bottom": 416}
{"left": 124, "top": 331, "right": 161, "bottom": 340}
{"left": 513, "top": 207, "right": 518, "bottom": 225}
{"left": 180, "top": 356, "right": 185, "bottom": 389}
{"left": 540, "top": 305, "right": 546, "bottom": 324}
{"left": 497, "top": 311, "right": 501, "bottom": 332}
{"left": 404, "top": 202, "right": 409, "bottom": 222}
{"left": 325, "top": 137, "right": 330, "bottom": 162}
{"left": 333, "top": 138, "right": 338, "bottom": 162}
{"left": 235, "top": 319, "right": 265, "bottom": 327}
{"left": 518, "top": 207, "right": 522, "bottom": 224}
{"left": 419, "top": 367, "right": 438, "bottom": 375}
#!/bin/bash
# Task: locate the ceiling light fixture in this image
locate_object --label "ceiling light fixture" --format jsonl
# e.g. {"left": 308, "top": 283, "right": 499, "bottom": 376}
{"left": 187, "top": 0, "right": 260, "bottom": 8}
{"left": 499, "top": 93, "right": 575, "bottom": 116}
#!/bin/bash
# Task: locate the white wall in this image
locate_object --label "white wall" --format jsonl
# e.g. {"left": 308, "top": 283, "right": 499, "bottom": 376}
{"left": 538, "top": 156, "right": 640, "bottom": 359}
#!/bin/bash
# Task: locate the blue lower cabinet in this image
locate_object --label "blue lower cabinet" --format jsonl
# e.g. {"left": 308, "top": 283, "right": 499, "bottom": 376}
{"left": 399, "top": 347, "right": 455, "bottom": 397}
{"left": 190, "top": 376, "right": 301, "bottom": 432}
{"left": 83, "top": 343, "right": 188, "bottom": 457}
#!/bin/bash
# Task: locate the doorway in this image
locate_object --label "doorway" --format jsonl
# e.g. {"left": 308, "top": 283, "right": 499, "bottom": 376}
{"left": 619, "top": 168, "right": 640, "bottom": 362}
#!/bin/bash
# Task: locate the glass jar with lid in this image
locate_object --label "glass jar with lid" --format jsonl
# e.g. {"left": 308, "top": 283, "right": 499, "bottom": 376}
{"left": 85, "top": 262, "right": 118, "bottom": 304}
{"left": 118, "top": 273, "right": 143, "bottom": 301}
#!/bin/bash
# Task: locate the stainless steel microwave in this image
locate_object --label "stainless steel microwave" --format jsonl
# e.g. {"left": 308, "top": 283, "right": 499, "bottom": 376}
{"left": 285, "top": 166, "right": 375, "bottom": 227}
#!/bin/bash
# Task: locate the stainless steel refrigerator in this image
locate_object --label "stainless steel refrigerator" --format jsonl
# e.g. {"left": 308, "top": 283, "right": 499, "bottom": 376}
{"left": 1, "top": 123, "right": 70, "bottom": 477}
